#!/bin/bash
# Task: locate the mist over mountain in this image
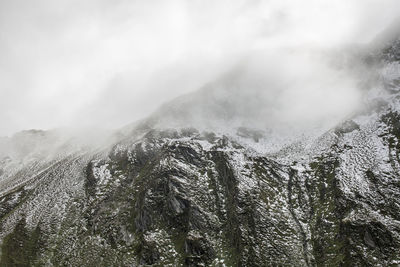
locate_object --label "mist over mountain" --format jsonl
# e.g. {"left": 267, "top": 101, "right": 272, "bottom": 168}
{"left": 1, "top": 0, "right": 399, "bottom": 136}
{"left": 2, "top": 1, "right": 400, "bottom": 267}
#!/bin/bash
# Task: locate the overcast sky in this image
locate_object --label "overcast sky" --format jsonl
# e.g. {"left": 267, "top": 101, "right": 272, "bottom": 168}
{"left": 0, "top": 0, "right": 399, "bottom": 136}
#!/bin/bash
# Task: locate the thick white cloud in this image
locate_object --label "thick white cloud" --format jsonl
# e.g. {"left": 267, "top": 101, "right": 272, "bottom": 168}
{"left": 0, "top": 0, "right": 399, "bottom": 135}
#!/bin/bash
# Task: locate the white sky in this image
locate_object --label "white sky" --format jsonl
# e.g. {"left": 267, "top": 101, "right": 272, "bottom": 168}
{"left": 0, "top": 0, "right": 399, "bottom": 136}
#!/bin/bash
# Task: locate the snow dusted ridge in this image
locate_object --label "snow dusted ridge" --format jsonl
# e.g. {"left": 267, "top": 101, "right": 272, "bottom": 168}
{"left": 1, "top": 38, "right": 400, "bottom": 266}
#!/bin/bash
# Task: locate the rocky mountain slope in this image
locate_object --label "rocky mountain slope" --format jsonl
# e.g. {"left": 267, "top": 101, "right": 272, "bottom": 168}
{"left": 1, "top": 36, "right": 400, "bottom": 266}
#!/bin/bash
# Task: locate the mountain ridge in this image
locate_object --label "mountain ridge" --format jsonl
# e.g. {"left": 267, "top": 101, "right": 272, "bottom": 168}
{"left": 1, "top": 35, "right": 400, "bottom": 266}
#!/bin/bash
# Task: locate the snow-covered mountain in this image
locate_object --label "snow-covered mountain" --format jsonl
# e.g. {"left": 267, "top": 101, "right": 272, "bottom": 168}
{"left": 1, "top": 33, "right": 400, "bottom": 266}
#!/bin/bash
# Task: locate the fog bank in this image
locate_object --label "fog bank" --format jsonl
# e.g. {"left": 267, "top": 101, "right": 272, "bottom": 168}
{"left": 1, "top": 0, "right": 399, "bottom": 136}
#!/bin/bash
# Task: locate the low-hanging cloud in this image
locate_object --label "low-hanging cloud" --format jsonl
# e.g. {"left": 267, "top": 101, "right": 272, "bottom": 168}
{"left": 0, "top": 0, "right": 399, "bottom": 136}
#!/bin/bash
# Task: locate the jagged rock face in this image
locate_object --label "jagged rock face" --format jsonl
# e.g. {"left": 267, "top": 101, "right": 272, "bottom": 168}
{"left": 1, "top": 121, "right": 400, "bottom": 266}
{"left": 2, "top": 39, "right": 400, "bottom": 266}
